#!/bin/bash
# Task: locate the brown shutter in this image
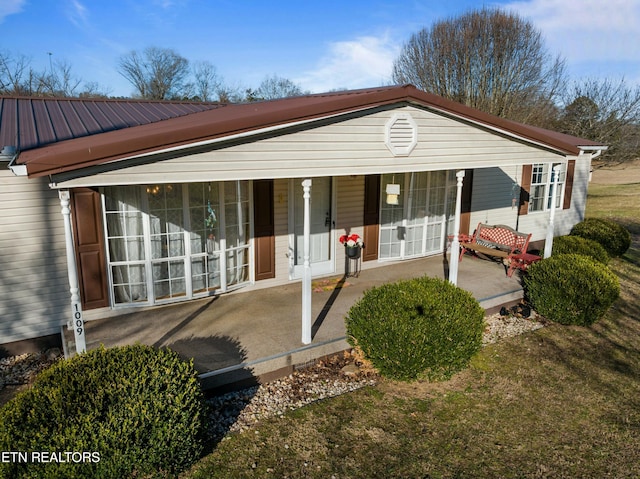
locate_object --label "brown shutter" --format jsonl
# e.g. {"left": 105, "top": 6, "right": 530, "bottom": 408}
{"left": 460, "top": 169, "right": 474, "bottom": 235}
{"left": 253, "top": 180, "right": 276, "bottom": 280}
{"left": 563, "top": 160, "right": 576, "bottom": 209}
{"left": 362, "top": 175, "right": 380, "bottom": 262}
{"left": 71, "top": 188, "right": 109, "bottom": 310}
{"left": 519, "top": 164, "right": 532, "bottom": 216}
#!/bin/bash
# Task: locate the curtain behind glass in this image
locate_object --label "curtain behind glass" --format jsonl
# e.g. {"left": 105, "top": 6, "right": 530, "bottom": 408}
{"left": 104, "top": 186, "right": 147, "bottom": 303}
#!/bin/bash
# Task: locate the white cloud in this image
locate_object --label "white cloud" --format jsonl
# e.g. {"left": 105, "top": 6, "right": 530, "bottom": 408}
{"left": 297, "top": 33, "right": 401, "bottom": 93}
{"left": 503, "top": 0, "right": 640, "bottom": 63}
{"left": 66, "top": 0, "right": 89, "bottom": 29}
{"left": 0, "top": 0, "right": 25, "bottom": 23}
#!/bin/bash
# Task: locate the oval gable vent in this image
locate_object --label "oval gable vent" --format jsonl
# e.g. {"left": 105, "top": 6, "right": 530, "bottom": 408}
{"left": 385, "top": 113, "right": 417, "bottom": 156}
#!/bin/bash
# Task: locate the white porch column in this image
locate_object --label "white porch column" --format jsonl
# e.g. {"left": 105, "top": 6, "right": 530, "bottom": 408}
{"left": 59, "top": 190, "right": 87, "bottom": 354}
{"left": 449, "top": 170, "right": 465, "bottom": 286}
{"left": 544, "top": 164, "right": 562, "bottom": 258}
{"left": 301, "top": 179, "right": 312, "bottom": 345}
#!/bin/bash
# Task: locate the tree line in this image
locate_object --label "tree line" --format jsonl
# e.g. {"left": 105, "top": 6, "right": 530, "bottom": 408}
{"left": 2, "top": 7, "right": 638, "bottom": 164}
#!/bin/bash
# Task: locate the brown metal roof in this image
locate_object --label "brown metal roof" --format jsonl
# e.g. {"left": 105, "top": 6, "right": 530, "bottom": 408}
{"left": 4, "top": 85, "right": 606, "bottom": 178}
{"left": 0, "top": 96, "right": 221, "bottom": 153}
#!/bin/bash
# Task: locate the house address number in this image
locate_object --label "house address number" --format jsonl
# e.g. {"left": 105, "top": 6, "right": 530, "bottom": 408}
{"left": 73, "top": 303, "right": 84, "bottom": 336}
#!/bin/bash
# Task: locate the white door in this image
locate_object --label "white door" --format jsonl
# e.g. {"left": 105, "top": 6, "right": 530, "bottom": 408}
{"left": 290, "top": 177, "right": 334, "bottom": 278}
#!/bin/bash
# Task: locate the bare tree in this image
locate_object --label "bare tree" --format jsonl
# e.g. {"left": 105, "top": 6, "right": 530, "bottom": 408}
{"left": 392, "top": 8, "right": 566, "bottom": 126}
{"left": 0, "top": 51, "right": 40, "bottom": 95}
{"left": 559, "top": 78, "right": 640, "bottom": 165}
{"left": 37, "top": 59, "right": 83, "bottom": 97}
{"left": 189, "top": 61, "right": 224, "bottom": 101}
{"left": 248, "top": 75, "right": 306, "bottom": 101}
{"left": 118, "top": 47, "right": 190, "bottom": 100}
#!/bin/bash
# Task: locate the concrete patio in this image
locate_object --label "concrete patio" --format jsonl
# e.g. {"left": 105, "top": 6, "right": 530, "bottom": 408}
{"left": 67, "top": 253, "right": 525, "bottom": 391}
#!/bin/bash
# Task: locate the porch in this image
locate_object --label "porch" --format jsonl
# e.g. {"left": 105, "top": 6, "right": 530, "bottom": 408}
{"left": 66, "top": 253, "right": 524, "bottom": 391}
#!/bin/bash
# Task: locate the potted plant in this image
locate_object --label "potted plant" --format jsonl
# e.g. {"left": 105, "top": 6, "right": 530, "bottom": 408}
{"left": 340, "top": 233, "right": 364, "bottom": 258}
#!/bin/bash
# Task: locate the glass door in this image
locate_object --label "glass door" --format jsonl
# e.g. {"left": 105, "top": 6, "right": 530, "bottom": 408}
{"left": 290, "top": 177, "right": 334, "bottom": 278}
{"left": 379, "top": 171, "right": 456, "bottom": 260}
{"left": 104, "top": 181, "right": 251, "bottom": 307}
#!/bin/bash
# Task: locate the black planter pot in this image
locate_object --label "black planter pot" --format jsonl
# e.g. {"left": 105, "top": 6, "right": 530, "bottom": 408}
{"left": 346, "top": 245, "right": 361, "bottom": 259}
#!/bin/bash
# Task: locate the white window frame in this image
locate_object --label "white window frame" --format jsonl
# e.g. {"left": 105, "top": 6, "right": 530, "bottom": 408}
{"left": 528, "top": 162, "right": 566, "bottom": 213}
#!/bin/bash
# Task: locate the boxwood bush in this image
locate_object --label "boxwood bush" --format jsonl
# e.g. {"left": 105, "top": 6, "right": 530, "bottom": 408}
{"left": 524, "top": 253, "right": 620, "bottom": 326}
{"left": 570, "top": 218, "right": 631, "bottom": 257}
{"left": 552, "top": 235, "right": 610, "bottom": 264}
{"left": 345, "top": 276, "right": 485, "bottom": 382}
{"left": 0, "top": 344, "right": 206, "bottom": 479}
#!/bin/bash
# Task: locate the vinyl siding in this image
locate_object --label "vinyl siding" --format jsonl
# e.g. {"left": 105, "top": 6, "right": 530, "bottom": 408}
{"left": 468, "top": 166, "right": 522, "bottom": 229}
{"left": 335, "top": 176, "right": 366, "bottom": 272}
{"left": 517, "top": 155, "right": 590, "bottom": 239}
{"left": 0, "top": 169, "right": 69, "bottom": 343}
{"left": 469, "top": 157, "right": 590, "bottom": 242}
{"left": 273, "top": 178, "right": 290, "bottom": 281}
{"left": 55, "top": 105, "right": 565, "bottom": 188}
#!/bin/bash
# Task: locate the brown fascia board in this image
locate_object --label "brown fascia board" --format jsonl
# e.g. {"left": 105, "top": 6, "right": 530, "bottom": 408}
{"left": 22, "top": 85, "right": 599, "bottom": 178}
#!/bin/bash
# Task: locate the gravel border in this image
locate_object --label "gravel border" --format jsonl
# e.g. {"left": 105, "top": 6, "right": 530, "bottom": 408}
{"left": 1, "top": 309, "right": 547, "bottom": 442}
{"left": 206, "top": 308, "right": 547, "bottom": 441}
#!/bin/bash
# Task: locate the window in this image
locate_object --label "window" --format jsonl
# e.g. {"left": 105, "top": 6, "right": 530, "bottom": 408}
{"left": 103, "top": 181, "right": 251, "bottom": 307}
{"left": 528, "top": 163, "right": 566, "bottom": 213}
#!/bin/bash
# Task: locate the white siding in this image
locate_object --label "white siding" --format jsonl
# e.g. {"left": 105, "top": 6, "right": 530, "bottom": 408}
{"left": 468, "top": 166, "right": 521, "bottom": 229}
{"left": 469, "top": 157, "right": 591, "bottom": 243}
{"left": 517, "top": 156, "right": 591, "bottom": 240}
{"left": 0, "top": 169, "right": 69, "bottom": 343}
{"left": 273, "top": 178, "right": 290, "bottom": 281}
{"left": 56, "top": 105, "right": 564, "bottom": 188}
{"left": 335, "top": 176, "right": 365, "bottom": 273}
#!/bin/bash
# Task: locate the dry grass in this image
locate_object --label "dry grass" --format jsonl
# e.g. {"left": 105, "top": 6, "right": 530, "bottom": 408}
{"left": 184, "top": 163, "right": 640, "bottom": 479}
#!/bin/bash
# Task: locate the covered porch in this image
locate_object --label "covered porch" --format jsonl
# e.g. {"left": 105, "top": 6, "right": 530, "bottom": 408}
{"left": 65, "top": 252, "right": 525, "bottom": 391}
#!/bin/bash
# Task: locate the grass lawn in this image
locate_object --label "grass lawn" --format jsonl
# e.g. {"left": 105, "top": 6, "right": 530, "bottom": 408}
{"left": 183, "top": 171, "right": 640, "bottom": 479}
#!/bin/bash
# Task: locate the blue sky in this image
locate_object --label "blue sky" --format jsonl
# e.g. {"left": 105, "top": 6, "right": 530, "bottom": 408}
{"left": 1, "top": 0, "right": 639, "bottom": 98}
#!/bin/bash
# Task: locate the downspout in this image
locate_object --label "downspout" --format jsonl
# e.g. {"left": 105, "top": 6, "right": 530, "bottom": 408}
{"left": 3, "top": 146, "right": 27, "bottom": 176}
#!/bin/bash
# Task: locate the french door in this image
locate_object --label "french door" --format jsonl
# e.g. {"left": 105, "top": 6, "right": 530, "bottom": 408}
{"left": 289, "top": 177, "right": 335, "bottom": 278}
{"left": 103, "top": 181, "right": 250, "bottom": 307}
{"left": 379, "top": 171, "right": 456, "bottom": 260}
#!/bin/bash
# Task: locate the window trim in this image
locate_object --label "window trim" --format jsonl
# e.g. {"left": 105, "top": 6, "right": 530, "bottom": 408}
{"left": 520, "top": 161, "right": 574, "bottom": 215}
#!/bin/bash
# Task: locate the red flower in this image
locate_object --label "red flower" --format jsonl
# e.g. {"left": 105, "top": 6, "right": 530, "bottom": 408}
{"left": 340, "top": 233, "right": 363, "bottom": 246}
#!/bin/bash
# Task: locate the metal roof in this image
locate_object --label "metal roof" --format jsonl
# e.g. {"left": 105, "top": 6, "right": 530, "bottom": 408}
{"left": 0, "top": 96, "right": 221, "bottom": 153}
{"left": 1, "top": 85, "right": 606, "bottom": 178}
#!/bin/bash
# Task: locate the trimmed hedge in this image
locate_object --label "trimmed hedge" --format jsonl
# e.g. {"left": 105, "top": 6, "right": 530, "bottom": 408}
{"left": 570, "top": 218, "right": 631, "bottom": 257}
{"left": 346, "top": 276, "right": 485, "bottom": 382}
{"left": 524, "top": 253, "right": 620, "bottom": 326}
{"left": 552, "top": 235, "right": 610, "bottom": 264}
{"left": 0, "top": 344, "right": 206, "bottom": 479}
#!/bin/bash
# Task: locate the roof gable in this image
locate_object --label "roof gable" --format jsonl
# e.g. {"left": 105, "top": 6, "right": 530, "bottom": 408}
{"left": 3, "top": 86, "right": 606, "bottom": 178}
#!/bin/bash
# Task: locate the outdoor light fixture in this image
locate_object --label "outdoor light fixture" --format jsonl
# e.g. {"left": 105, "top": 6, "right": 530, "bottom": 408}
{"left": 386, "top": 183, "right": 400, "bottom": 205}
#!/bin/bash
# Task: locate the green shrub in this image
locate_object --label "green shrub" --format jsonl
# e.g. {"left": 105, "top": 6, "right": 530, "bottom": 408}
{"left": 524, "top": 253, "right": 620, "bottom": 326}
{"left": 345, "top": 276, "right": 485, "bottom": 382}
{"left": 0, "top": 344, "right": 206, "bottom": 479}
{"left": 552, "top": 235, "right": 610, "bottom": 264}
{"left": 570, "top": 218, "right": 631, "bottom": 257}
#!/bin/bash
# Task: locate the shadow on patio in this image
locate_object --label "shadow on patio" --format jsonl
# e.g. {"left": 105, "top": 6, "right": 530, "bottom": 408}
{"left": 69, "top": 253, "right": 524, "bottom": 391}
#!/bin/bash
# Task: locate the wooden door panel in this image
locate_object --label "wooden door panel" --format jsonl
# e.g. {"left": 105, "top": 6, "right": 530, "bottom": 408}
{"left": 72, "top": 188, "right": 109, "bottom": 309}
{"left": 253, "top": 180, "right": 275, "bottom": 280}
